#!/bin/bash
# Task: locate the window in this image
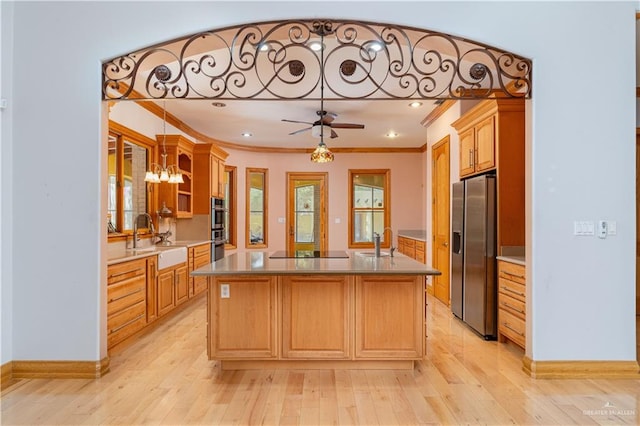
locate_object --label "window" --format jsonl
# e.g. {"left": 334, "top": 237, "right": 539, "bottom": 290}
{"left": 246, "top": 168, "right": 268, "bottom": 248}
{"left": 349, "top": 169, "right": 391, "bottom": 248}
{"left": 224, "top": 165, "right": 237, "bottom": 248}
{"left": 108, "top": 122, "right": 156, "bottom": 234}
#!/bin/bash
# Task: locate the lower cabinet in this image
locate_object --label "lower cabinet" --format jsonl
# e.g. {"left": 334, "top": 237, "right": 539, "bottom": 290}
{"left": 157, "top": 263, "right": 188, "bottom": 317}
{"left": 398, "top": 236, "right": 426, "bottom": 264}
{"left": 208, "top": 274, "right": 425, "bottom": 363}
{"left": 189, "top": 243, "right": 211, "bottom": 297}
{"left": 107, "top": 258, "right": 147, "bottom": 349}
{"left": 209, "top": 276, "right": 278, "bottom": 359}
{"left": 497, "top": 260, "right": 526, "bottom": 349}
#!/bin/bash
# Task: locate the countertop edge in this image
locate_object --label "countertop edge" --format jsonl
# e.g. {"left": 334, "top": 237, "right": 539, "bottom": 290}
{"left": 496, "top": 255, "right": 526, "bottom": 266}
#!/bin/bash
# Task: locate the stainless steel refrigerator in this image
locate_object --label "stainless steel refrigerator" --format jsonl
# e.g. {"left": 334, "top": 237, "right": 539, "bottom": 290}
{"left": 450, "top": 174, "right": 497, "bottom": 339}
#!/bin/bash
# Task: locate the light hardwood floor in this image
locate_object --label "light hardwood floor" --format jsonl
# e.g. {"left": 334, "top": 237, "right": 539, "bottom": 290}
{"left": 2, "top": 295, "right": 639, "bottom": 425}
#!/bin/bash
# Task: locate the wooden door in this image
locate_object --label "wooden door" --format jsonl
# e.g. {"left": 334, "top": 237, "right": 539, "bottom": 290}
{"left": 157, "top": 269, "right": 175, "bottom": 316}
{"left": 475, "top": 115, "right": 496, "bottom": 172}
{"left": 432, "top": 136, "right": 451, "bottom": 306}
{"left": 286, "top": 172, "right": 328, "bottom": 253}
{"left": 458, "top": 128, "right": 475, "bottom": 177}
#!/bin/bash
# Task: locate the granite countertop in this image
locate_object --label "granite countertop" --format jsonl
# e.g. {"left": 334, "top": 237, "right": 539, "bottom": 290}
{"left": 496, "top": 255, "right": 526, "bottom": 266}
{"left": 397, "top": 230, "right": 427, "bottom": 242}
{"left": 191, "top": 251, "right": 441, "bottom": 276}
{"left": 107, "top": 240, "right": 211, "bottom": 265}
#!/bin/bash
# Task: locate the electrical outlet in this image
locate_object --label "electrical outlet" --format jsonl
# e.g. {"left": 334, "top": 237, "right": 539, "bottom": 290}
{"left": 220, "top": 284, "right": 230, "bottom": 298}
{"left": 597, "top": 220, "right": 607, "bottom": 239}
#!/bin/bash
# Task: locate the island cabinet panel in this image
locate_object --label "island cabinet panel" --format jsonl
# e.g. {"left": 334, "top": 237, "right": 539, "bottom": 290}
{"left": 355, "top": 275, "right": 424, "bottom": 359}
{"left": 281, "top": 276, "right": 352, "bottom": 359}
{"left": 209, "top": 276, "right": 277, "bottom": 359}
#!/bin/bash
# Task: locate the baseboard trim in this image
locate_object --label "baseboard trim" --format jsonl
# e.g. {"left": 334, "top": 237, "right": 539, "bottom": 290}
{"left": 523, "top": 356, "right": 640, "bottom": 379}
{"left": 11, "top": 357, "right": 110, "bottom": 380}
{"left": 1, "top": 361, "right": 14, "bottom": 389}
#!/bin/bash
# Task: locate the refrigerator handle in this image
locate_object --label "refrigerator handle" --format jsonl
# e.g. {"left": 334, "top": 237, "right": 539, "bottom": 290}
{"left": 452, "top": 231, "right": 462, "bottom": 254}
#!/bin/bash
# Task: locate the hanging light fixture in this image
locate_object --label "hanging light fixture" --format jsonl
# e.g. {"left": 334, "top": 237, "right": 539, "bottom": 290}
{"left": 310, "top": 26, "right": 334, "bottom": 163}
{"left": 144, "top": 101, "right": 184, "bottom": 184}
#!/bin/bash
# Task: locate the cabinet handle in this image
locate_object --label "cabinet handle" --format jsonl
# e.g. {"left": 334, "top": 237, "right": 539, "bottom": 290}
{"left": 110, "top": 314, "right": 145, "bottom": 334}
{"left": 501, "top": 301, "right": 525, "bottom": 314}
{"left": 500, "top": 285, "right": 525, "bottom": 297}
{"left": 502, "top": 322, "right": 525, "bottom": 337}
{"left": 502, "top": 270, "right": 525, "bottom": 280}
{"left": 468, "top": 149, "right": 474, "bottom": 167}
{"left": 108, "top": 287, "right": 143, "bottom": 303}
{"left": 109, "top": 268, "right": 145, "bottom": 279}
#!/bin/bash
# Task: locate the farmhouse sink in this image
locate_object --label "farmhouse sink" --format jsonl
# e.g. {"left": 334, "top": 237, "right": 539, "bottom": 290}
{"left": 157, "top": 246, "right": 187, "bottom": 269}
{"left": 126, "top": 245, "right": 187, "bottom": 269}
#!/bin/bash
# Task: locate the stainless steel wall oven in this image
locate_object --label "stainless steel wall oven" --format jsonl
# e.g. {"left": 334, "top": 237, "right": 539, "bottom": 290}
{"left": 211, "top": 197, "right": 226, "bottom": 261}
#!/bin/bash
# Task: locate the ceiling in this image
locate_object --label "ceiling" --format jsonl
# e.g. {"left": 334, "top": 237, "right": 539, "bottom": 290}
{"left": 159, "top": 97, "right": 438, "bottom": 150}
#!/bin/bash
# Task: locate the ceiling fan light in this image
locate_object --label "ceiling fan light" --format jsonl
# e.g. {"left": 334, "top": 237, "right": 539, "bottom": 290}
{"left": 311, "top": 141, "right": 334, "bottom": 163}
{"left": 311, "top": 124, "right": 332, "bottom": 138}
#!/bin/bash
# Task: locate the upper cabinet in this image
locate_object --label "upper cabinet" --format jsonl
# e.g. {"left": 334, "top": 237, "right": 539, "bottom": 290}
{"left": 193, "top": 143, "right": 229, "bottom": 214}
{"left": 453, "top": 98, "right": 526, "bottom": 248}
{"left": 155, "top": 135, "right": 194, "bottom": 218}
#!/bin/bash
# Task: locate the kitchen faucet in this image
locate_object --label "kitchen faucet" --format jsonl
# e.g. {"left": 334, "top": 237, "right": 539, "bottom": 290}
{"left": 384, "top": 227, "right": 396, "bottom": 257}
{"left": 133, "top": 213, "right": 155, "bottom": 249}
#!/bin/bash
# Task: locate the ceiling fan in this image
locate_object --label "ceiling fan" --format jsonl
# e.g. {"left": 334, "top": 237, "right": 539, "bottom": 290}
{"left": 282, "top": 110, "right": 365, "bottom": 139}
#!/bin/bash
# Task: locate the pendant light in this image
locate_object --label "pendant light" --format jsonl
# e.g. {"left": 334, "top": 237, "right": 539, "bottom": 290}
{"left": 310, "top": 28, "right": 334, "bottom": 163}
{"left": 144, "top": 101, "right": 184, "bottom": 184}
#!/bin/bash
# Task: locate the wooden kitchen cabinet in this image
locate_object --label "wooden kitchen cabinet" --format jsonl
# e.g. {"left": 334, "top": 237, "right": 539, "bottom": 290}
{"left": 397, "top": 235, "right": 426, "bottom": 264}
{"left": 209, "top": 275, "right": 278, "bottom": 359}
{"left": 355, "top": 275, "right": 424, "bottom": 359}
{"left": 107, "top": 258, "right": 147, "bottom": 349}
{"left": 146, "top": 256, "right": 158, "bottom": 323}
{"left": 193, "top": 143, "right": 229, "bottom": 215}
{"left": 157, "top": 262, "right": 188, "bottom": 317}
{"left": 497, "top": 260, "right": 526, "bottom": 349}
{"left": 281, "top": 275, "right": 352, "bottom": 359}
{"left": 452, "top": 98, "right": 526, "bottom": 249}
{"left": 155, "top": 135, "right": 194, "bottom": 218}
{"left": 188, "top": 243, "right": 211, "bottom": 297}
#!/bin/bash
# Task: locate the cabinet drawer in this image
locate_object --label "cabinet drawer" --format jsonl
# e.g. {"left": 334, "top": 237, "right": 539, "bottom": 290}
{"left": 415, "top": 240, "right": 425, "bottom": 251}
{"left": 107, "top": 275, "right": 146, "bottom": 315}
{"left": 498, "top": 309, "right": 525, "bottom": 349}
{"left": 194, "top": 254, "right": 210, "bottom": 269}
{"left": 107, "top": 301, "right": 147, "bottom": 348}
{"left": 193, "top": 244, "right": 210, "bottom": 258}
{"left": 108, "top": 259, "right": 146, "bottom": 285}
{"left": 414, "top": 249, "right": 426, "bottom": 264}
{"left": 498, "top": 277, "right": 526, "bottom": 303}
{"left": 498, "top": 293, "right": 525, "bottom": 320}
{"left": 498, "top": 261, "right": 525, "bottom": 285}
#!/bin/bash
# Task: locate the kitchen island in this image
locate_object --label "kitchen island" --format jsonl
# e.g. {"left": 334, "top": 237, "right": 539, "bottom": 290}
{"left": 192, "top": 251, "right": 440, "bottom": 370}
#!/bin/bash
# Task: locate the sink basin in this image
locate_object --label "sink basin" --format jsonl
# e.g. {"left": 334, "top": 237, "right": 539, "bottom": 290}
{"left": 157, "top": 246, "right": 187, "bottom": 269}
{"left": 357, "top": 252, "right": 391, "bottom": 257}
{"left": 125, "top": 246, "right": 158, "bottom": 254}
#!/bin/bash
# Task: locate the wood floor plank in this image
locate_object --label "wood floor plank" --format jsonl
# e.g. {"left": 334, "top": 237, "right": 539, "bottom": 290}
{"left": 2, "top": 295, "right": 639, "bottom": 425}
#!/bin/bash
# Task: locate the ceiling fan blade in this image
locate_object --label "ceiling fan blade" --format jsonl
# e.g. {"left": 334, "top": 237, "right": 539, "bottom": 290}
{"left": 330, "top": 129, "right": 339, "bottom": 139}
{"left": 288, "top": 127, "right": 312, "bottom": 136}
{"left": 330, "top": 123, "right": 365, "bottom": 129}
{"left": 320, "top": 115, "right": 336, "bottom": 125}
{"left": 282, "top": 119, "right": 313, "bottom": 125}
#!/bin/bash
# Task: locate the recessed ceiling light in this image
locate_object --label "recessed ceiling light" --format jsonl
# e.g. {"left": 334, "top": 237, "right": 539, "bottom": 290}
{"left": 368, "top": 42, "right": 383, "bottom": 52}
{"left": 258, "top": 43, "right": 269, "bottom": 52}
{"left": 309, "top": 41, "right": 324, "bottom": 51}
{"left": 211, "top": 102, "right": 226, "bottom": 108}
{"left": 386, "top": 132, "right": 399, "bottom": 138}
{"left": 409, "top": 101, "right": 423, "bottom": 108}
{"left": 241, "top": 132, "right": 252, "bottom": 137}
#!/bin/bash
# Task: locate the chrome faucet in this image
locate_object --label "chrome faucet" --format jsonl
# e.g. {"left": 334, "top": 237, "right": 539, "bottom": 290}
{"left": 384, "top": 227, "right": 396, "bottom": 257}
{"left": 133, "top": 213, "right": 155, "bottom": 249}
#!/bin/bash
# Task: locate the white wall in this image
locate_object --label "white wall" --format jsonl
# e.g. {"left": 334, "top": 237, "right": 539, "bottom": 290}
{"left": 2, "top": 1, "right": 636, "bottom": 363}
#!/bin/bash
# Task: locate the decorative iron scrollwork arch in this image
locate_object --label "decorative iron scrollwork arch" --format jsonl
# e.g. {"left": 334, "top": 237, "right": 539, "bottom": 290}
{"left": 102, "top": 19, "right": 531, "bottom": 101}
